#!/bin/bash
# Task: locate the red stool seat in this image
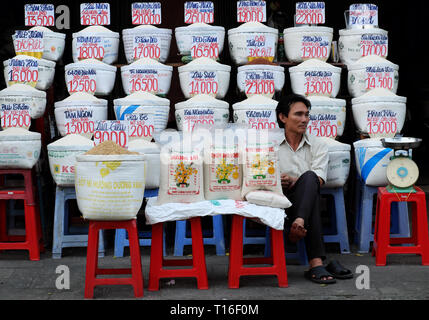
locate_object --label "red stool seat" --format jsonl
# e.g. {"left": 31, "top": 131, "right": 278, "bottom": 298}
{"left": 148, "top": 217, "right": 208, "bottom": 291}
{"left": 84, "top": 219, "right": 143, "bottom": 298}
{"left": 0, "top": 169, "right": 43, "bottom": 261}
{"left": 228, "top": 215, "right": 288, "bottom": 288}
{"left": 372, "top": 187, "right": 429, "bottom": 266}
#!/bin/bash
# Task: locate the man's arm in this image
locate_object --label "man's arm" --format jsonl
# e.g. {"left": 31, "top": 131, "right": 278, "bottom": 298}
{"left": 310, "top": 138, "right": 329, "bottom": 186}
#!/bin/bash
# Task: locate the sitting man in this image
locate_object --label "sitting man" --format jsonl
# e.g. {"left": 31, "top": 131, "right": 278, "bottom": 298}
{"left": 276, "top": 93, "right": 352, "bottom": 284}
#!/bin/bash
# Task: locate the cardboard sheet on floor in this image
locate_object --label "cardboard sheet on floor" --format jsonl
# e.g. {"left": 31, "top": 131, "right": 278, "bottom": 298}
{"left": 145, "top": 198, "right": 287, "bottom": 230}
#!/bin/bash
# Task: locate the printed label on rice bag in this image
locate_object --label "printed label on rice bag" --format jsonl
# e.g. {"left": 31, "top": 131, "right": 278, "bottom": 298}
{"left": 93, "top": 120, "right": 129, "bottom": 148}
{"left": 80, "top": 3, "right": 110, "bottom": 25}
{"left": 188, "top": 70, "right": 219, "bottom": 96}
{"left": 307, "top": 113, "right": 339, "bottom": 138}
{"left": 66, "top": 69, "right": 97, "bottom": 94}
{"left": 237, "top": 1, "right": 266, "bottom": 23}
{"left": 304, "top": 70, "right": 333, "bottom": 95}
{"left": 359, "top": 34, "right": 388, "bottom": 57}
{"left": 209, "top": 151, "right": 241, "bottom": 191}
{"left": 295, "top": 2, "right": 325, "bottom": 25}
{"left": 24, "top": 4, "right": 55, "bottom": 26}
{"left": 7, "top": 58, "right": 39, "bottom": 87}
{"left": 364, "top": 66, "right": 394, "bottom": 91}
{"left": 125, "top": 112, "right": 155, "bottom": 139}
{"left": 132, "top": 35, "right": 161, "bottom": 60}
{"left": 245, "top": 146, "right": 277, "bottom": 187}
{"left": 129, "top": 69, "right": 159, "bottom": 94}
{"left": 184, "top": 1, "right": 214, "bottom": 24}
{"left": 242, "top": 110, "right": 277, "bottom": 130}
{"left": 245, "top": 71, "right": 275, "bottom": 96}
{"left": 0, "top": 104, "right": 31, "bottom": 129}
{"left": 131, "top": 2, "right": 162, "bottom": 25}
{"left": 246, "top": 34, "right": 275, "bottom": 62}
{"left": 190, "top": 34, "right": 219, "bottom": 59}
{"left": 168, "top": 153, "right": 201, "bottom": 195}
{"left": 182, "top": 108, "right": 215, "bottom": 132}
{"left": 76, "top": 36, "right": 105, "bottom": 60}
{"left": 366, "top": 109, "right": 398, "bottom": 138}
{"left": 13, "top": 30, "right": 44, "bottom": 59}
{"left": 349, "top": 4, "right": 378, "bottom": 27}
{"left": 301, "top": 35, "right": 330, "bottom": 59}
{"left": 63, "top": 108, "right": 96, "bottom": 136}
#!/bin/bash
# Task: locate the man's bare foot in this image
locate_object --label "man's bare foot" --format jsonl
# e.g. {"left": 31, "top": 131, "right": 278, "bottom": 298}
{"left": 288, "top": 217, "right": 307, "bottom": 243}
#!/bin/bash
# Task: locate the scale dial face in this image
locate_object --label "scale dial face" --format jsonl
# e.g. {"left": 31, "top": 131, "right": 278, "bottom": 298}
{"left": 386, "top": 157, "right": 419, "bottom": 188}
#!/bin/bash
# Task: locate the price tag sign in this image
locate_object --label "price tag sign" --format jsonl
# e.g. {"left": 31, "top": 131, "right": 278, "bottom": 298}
{"left": 13, "top": 30, "right": 44, "bottom": 59}
{"left": 183, "top": 108, "right": 215, "bottom": 132}
{"left": 295, "top": 2, "right": 325, "bottom": 25}
{"left": 129, "top": 69, "right": 159, "bottom": 94}
{"left": 7, "top": 58, "right": 39, "bottom": 87}
{"left": 93, "top": 120, "right": 129, "bottom": 148}
{"left": 76, "top": 36, "right": 105, "bottom": 60}
{"left": 125, "top": 113, "right": 155, "bottom": 139}
{"left": 365, "top": 66, "right": 394, "bottom": 91}
{"left": 132, "top": 2, "right": 161, "bottom": 25}
{"left": 0, "top": 105, "right": 31, "bottom": 129}
{"left": 360, "top": 34, "right": 388, "bottom": 57}
{"left": 245, "top": 110, "right": 277, "bottom": 130}
{"left": 24, "top": 4, "right": 55, "bottom": 26}
{"left": 132, "top": 35, "right": 161, "bottom": 60}
{"left": 66, "top": 69, "right": 97, "bottom": 94}
{"left": 304, "top": 71, "right": 333, "bottom": 96}
{"left": 366, "top": 109, "right": 398, "bottom": 138}
{"left": 246, "top": 34, "right": 275, "bottom": 62}
{"left": 63, "top": 108, "right": 97, "bottom": 138}
{"left": 244, "top": 71, "right": 275, "bottom": 97}
{"left": 190, "top": 34, "right": 219, "bottom": 59}
{"left": 348, "top": 4, "right": 378, "bottom": 27}
{"left": 184, "top": 1, "right": 214, "bottom": 24}
{"left": 301, "top": 35, "right": 330, "bottom": 60}
{"left": 80, "top": 3, "right": 110, "bottom": 26}
{"left": 307, "top": 113, "right": 338, "bottom": 138}
{"left": 237, "top": 1, "right": 266, "bottom": 23}
{"left": 188, "top": 70, "right": 219, "bottom": 97}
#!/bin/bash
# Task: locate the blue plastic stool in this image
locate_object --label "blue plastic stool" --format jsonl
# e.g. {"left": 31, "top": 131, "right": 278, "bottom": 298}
{"left": 243, "top": 218, "right": 267, "bottom": 246}
{"left": 114, "top": 188, "right": 166, "bottom": 257}
{"left": 174, "top": 215, "right": 225, "bottom": 256}
{"left": 52, "top": 186, "right": 105, "bottom": 259}
{"left": 354, "top": 178, "right": 410, "bottom": 253}
{"left": 320, "top": 187, "right": 351, "bottom": 254}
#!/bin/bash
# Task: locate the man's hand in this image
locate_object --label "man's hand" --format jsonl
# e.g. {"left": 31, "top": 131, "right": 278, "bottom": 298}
{"left": 281, "top": 173, "right": 297, "bottom": 191}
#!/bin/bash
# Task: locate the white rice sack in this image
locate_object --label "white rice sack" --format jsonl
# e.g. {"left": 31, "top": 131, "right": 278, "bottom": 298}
{"left": 245, "top": 190, "right": 291, "bottom": 208}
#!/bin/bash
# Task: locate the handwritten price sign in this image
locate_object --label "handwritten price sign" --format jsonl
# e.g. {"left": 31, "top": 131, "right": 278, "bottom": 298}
{"left": 188, "top": 71, "right": 219, "bottom": 96}
{"left": 125, "top": 113, "right": 155, "bottom": 139}
{"left": 237, "top": 1, "right": 266, "bottom": 23}
{"left": 1, "top": 106, "right": 31, "bottom": 129}
{"left": 184, "top": 1, "right": 214, "bottom": 24}
{"left": 183, "top": 109, "right": 215, "bottom": 132}
{"left": 133, "top": 36, "right": 161, "bottom": 60}
{"left": 301, "top": 35, "right": 330, "bottom": 59}
{"left": 365, "top": 67, "right": 394, "bottom": 91}
{"left": 66, "top": 69, "right": 97, "bottom": 94}
{"left": 191, "top": 35, "right": 219, "bottom": 59}
{"left": 307, "top": 113, "right": 338, "bottom": 137}
{"left": 246, "top": 35, "right": 275, "bottom": 62}
{"left": 348, "top": 4, "right": 378, "bottom": 27}
{"left": 94, "top": 120, "right": 129, "bottom": 148}
{"left": 304, "top": 71, "right": 333, "bottom": 95}
{"left": 13, "top": 30, "right": 44, "bottom": 59}
{"left": 76, "top": 36, "right": 105, "bottom": 60}
{"left": 366, "top": 109, "right": 397, "bottom": 138}
{"left": 7, "top": 58, "right": 39, "bottom": 87}
{"left": 24, "top": 4, "right": 55, "bottom": 26}
{"left": 129, "top": 69, "right": 159, "bottom": 94}
{"left": 295, "top": 2, "right": 325, "bottom": 25}
{"left": 244, "top": 71, "right": 275, "bottom": 96}
{"left": 132, "top": 2, "right": 161, "bottom": 25}
{"left": 360, "top": 34, "right": 388, "bottom": 57}
{"left": 63, "top": 108, "right": 97, "bottom": 138}
{"left": 80, "top": 3, "right": 110, "bottom": 25}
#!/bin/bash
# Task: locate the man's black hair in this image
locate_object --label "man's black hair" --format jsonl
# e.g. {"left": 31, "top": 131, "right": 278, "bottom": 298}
{"left": 276, "top": 94, "right": 311, "bottom": 128}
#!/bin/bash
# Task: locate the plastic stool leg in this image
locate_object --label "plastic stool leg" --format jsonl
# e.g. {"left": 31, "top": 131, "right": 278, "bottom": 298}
{"left": 396, "top": 202, "right": 410, "bottom": 238}
{"left": 174, "top": 220, "right": 188, "bottom": 256}
{"left": 25, "top": 203, "right": 40, "bottom": 261}
{"left": 148, "top": 223, "right": 164, "bottom": 291}
{"left": 84, "top": 222, "right": 99, "bottom": 299}
{"left": 114, "top": 229, "right": 127, "bottom": 258}
{"left": 212, "top": 215, "right": 225, "bottom": 256}
{"left": 190, "top": 218, "right": 209, "bottom": 289}
{"left": 333, "top": 189, "right": 350, "bottom": 254}
{"left": 52, "top": 188, "right": 65, "bottom": 259}
{"left": 358, "top": 185, "right": 375, "bottom": 253}
{"left": 127, "top": 221, "right": 144, "bottom": 297}
{"left": 228, "top": 215, "right": 244, "bottom": 289}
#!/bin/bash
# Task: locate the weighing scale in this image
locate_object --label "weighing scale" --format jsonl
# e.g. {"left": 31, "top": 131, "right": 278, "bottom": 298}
{"left": 381, "top": 137, "right": 422, "bottom": 194}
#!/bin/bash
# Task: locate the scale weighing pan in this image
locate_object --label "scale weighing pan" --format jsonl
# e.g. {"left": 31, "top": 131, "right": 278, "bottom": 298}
{"left": 381, "top": 137, "right": 422, "bottom": 150}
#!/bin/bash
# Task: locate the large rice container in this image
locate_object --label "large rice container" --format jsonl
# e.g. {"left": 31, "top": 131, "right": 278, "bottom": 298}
{"left": 47, "top": 134, "right": 94, "bottom": 186}
{"left": 27, "top": 26, "right": 66, "bottom": 62}
{"left": 354, "top": 138, "right": 393, "bottom": 186}
{"left": 347, "top": 55, "right": 399, "bottom": 98}
{"left": 0, "top": 84, "right": 46, "bottom": 120}
{"left": 0, "top": 128, "right": 41, "bottom": 169}
{"left": 232, "top": 95, "right": 278, "bottom": 129}
{"left": 306, "top": 96, "right": 346, "bottom": 138}
{"left": 228, "top": 22, "right": 278, "bottom": 65}
{"left": 128, "top": 138, "right": 160, "bottom": 189}
{"left": 351, "top": 88, "right": 406, "bottom": 138}
{"left": 318, "top": 137, "right": 351, "bottom": 188}
{"left": 283, "top": 26, "right": 333, "bottom": 63}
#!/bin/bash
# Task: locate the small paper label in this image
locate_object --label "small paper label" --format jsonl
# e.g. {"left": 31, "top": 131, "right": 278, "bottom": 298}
{"left": 295, "top": 2, "right": 325, "bottom": 25}
{"left": 190, "top": 34, "right": 219, "bottom": 59}
{"left": 66, "top": 68, "right": 97, "bottom": 94}
{"left": 126, "top": 113, "right": 155, "bottom": 139}
{"left": 188, "top": 70, "right": 219, "bottom": 97}
{"left": 304, "top": 71, "right": 333, "bottom": 96}
{"left": 365, "top": 66, "right": 394, "bottom": 91}
{"left": 237, "top": 1, "right": 266, "bottom": 23}
{"left": 301, "top": 35, "right": 330, "bottom": 60}
{"left": 76, "top": 36, "right": 105, "bottom": 60}
{"left": 129, "top": 69, "right": 159, "bottom": 94}
{"left": 131, "top": 2, "right": 161, "bottom": 25}
{"left": 184, "top": 1, "right": 214, "bottom": 24}
{"left": 244, "top": 71, "right": 275, "bottom": 96}
{"left": 7, "top": 58, "right": 39, "bottom": 87}
{"left": 64, "top": 108, "right": 97, "bottom": 136}
{"left": 24, "top": 4, "right": 55, "bottom": 26}
{"left": 349, "top": 3, "right": 378, "bottom": 27}
{"left": 246, "top": 34, "right": 275, "bottom": 62}
{"left": 80, "top": 3, "right": 110, "bottom": 25}
{"left": 366, "top": 109, "right": 398, "bottom": 138}
{"left": 360, "top": 34, "right": 388, "bottom": 57}
{"left": 93, "top": 120, "right": 129, "bottom": 148}
{"left": 244, "top": 110, "right": 277, "bottom": 130}
{"left": 307, "top": 113, "right": 339, "bottom": 137}
{"left": 132, "top": 35, "right": 161, "bottom": 60}
{"left": 0, "top": 104, "right": 31, "bottom": 129}
{"left": 183, "top": 108, "right": 215, "bottom": 132}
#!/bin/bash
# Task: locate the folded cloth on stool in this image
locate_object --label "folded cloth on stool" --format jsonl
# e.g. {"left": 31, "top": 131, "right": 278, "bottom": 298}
{"left": 145, "top": 198, "right": 287, "bottom": 230}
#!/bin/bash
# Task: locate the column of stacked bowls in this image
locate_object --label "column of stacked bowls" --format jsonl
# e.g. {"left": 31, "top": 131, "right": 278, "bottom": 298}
{"left": 3, "top": 54, "right": 55, "bottom": 91}
{"left": 347, "top": 55, "right": 399, "bottom": 98}
{"left": 122, "top": 24, "right": 172, "bottom": 64}
{"left": 228, "top": 21, "right": 279, "bottom": 65}
{"left": 72, "top": 25, "right": 120, "bottom": 65}
{"left": 178, "top": 57, "right": 231, "bottom": 99}
{"left": 174, "top": 94, "right": 230, "bottom": 132}
{"left": 113, "top": 91, "right": 170, "bottom": 141}
{"left": 64, "top": 58, "right": 117, "bottom": 96}
{"left": 351, "top": 88, "right": 407, "bottom": 138}
{"left": 283, "top": 26, "right": 333, "bottom": 63}
{"left": 338, "top": 26, "right": 388, "bottom": 66}
{"left": 54, "top": 92, "right": 108, "bottom": 139}
{"left": 175, "top": 22, "right": 225, "bottom": 63}
{"left": 232, "top": 95, "right": 279, "bottom": 129}
{"left": 120, "top": 57, "right": 173, "bottom": 97}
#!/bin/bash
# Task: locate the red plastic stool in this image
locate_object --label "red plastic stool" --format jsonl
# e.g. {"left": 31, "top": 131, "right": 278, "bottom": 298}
{"left": 84, "top": 219, "right": 143, "bottom": 298}
{"left": 372, "top": 187, "right": 429, "bottom": 266}
{"left": 0, "top": 169, "right": 44, "bottom": 261}
{"left": 228, "top": 215, "right": 288, "bottom": 288}
{"left": 148, "top": 217, "right": 208, "bottom": 291}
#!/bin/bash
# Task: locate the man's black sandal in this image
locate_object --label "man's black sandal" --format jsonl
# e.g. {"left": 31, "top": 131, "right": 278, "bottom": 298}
{"left": 326, "top": 260, "right": 353, "bottom": 279}
{"left": 304, "top": 266, "right": 336, "bottom": 284}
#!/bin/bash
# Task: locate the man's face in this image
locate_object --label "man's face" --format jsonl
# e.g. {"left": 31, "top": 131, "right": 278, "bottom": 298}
{"left": 279, "top": 101, "right": 310, "bottom": 134}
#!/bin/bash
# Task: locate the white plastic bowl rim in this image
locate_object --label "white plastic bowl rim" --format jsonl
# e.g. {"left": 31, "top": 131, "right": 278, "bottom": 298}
{"left": 113, "top": 96, "right": 170, "bottom": 107}
{"left": 175, "top": 99, "right": 229, "bottom": 110}
{"left": 121, "top": 61, "right": 173, "bottom": 72}
{"left": 237, "top": 64, "right": 285, "bottom": 73}
{"left": 175, "top": 24, "right": 225, "bottom": 33}
{"left": 27, "top": 27, "right": 66, "bottom": 39}
{"left": 54, "top": 99, "right": 108, "bottom": 108}
{"left": 233, "top": 103, "right": 277, "bottom": 110}
{"left": 47, "top": 144, "right": 94, "bottom": 152}
{"left": 284, "top": 26, "right": 333, "bottom": 34}
{"left": 0, "top": 131, "right": 40, "bottom": 141}
{"left": 179, "top": 61, "right": 231, "bottom": 73}
{"left": 352, "top": 95, "right": 407, "bottom": 104}
{"left": 123, "top": 26, "right": 172, "bottom": 36}
{"left": 65, "top": 61, "right": 117, "bottom": 72}
{"left": 228, "top": 24, "right": 278, "bottom": 36}
{"left": 307, "top": 97, "right": 346, "bottom": 108}
{"left": 339, "top": 27, "right": 388, "bottom": 36}
{"left": 73, "top": 30, "right": 120, "bottom": 39}
{"left": 289, "top": 62, "right": 341, "bottom": 73}
{"left": 347, "top": 59, "right": 399, "bottom": 71}
{"left": 353, "top": 138, "right": 386, "bottom": 148}
{"left": 0, "top": 86, "right": 46, "bottom": 99}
